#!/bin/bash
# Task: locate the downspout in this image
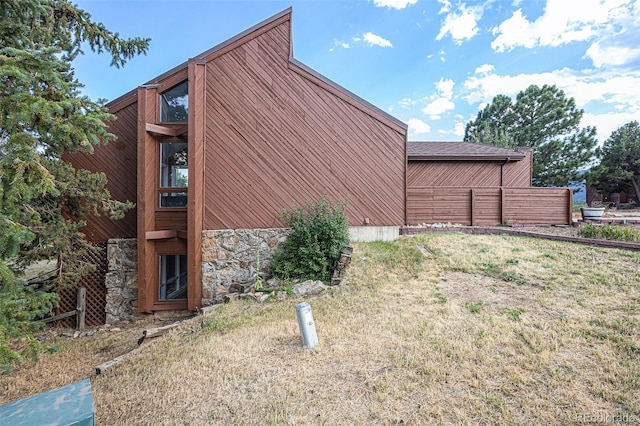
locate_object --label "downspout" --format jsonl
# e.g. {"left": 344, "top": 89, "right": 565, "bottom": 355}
{"left": 500, "top": 157, "right": 511, "bottom": 187}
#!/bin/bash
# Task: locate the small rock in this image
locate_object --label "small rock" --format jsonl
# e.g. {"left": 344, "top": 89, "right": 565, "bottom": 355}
{"left": 275, "top": 291, "right": 288, "bottom": 300}
{"left": 110, "top": 327, "right": 121, "bottom": 332}
{"left": 73, "top": 331, "right": 81, "bottom": 338}
{"left": 224, "top": 293, "right": 239, "bottom": 303}
{"left": 258, "top": 292, "right": 271, "bottom": 302}
{"left": 292, "top": 280, "right": 327, "bottom": 296}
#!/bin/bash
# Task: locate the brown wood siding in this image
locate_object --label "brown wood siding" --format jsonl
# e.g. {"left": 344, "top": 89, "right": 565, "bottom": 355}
{"left": 407, "top": 186, "right": 571, "bottom": 226}
{"left": 202, "top": 20, "right": 406, "bottom": 229}
{"left": 408, "top": 152, "right": 532, "bottom": 189}
{"left": 65, "top": 101, "right": 138, "bottom": 242}
{"left": 408, "top": 162, "right": 502, "bottom": 187}
{"left": 155, "top": 211, "right": 188, "bottom": 230}
{"left": 504, "top": 150, "right": 532, "bottom": 187}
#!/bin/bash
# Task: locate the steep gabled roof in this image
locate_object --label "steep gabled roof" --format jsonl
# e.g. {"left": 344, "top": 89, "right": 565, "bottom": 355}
{"left": 107, "top": 8, "right": 406, "bottom": 133}
{"left": 408, "top": 141, "right": 527, "bottom": 161}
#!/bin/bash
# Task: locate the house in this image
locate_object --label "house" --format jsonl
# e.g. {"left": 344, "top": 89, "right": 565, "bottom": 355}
{"left": 67, "top": 8, "right": 407, "bottom": 320}
{"left": 407, "top": 142, "right": 572, "bottom": 226}
{"left": 66, "top": 9, "right": 573, "bottom": 324}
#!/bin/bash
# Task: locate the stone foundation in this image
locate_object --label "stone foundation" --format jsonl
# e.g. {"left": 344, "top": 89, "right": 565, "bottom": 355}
{"left": 201, "top": 228, "right": 290, "bottom": 305}
{"left": 105, "top": 238, "right": 139, "bottom": 324}
{"left": 103, "top": 229, "right": 291, "bottom": 320}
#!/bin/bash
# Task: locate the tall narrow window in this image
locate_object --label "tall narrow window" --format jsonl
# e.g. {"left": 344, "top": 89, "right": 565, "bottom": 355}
{"left": 159, "top": 255, "right": 187, "bottom": 300}
{"left": 160, "top": 81, "right": 188, "bottom": 122}
{"left": 159, "top": 142, "right": 188, "bottom": 208}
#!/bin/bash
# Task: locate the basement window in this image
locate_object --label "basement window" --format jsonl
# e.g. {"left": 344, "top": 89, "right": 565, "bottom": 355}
{"left": 159, "top": 255, "right": 187, "bottom": 300}
{"left": 159, "top": 142, "right": 188, "bottom": 208}
{"left": 160, "top": 81, "right": 188, "bottom": 122}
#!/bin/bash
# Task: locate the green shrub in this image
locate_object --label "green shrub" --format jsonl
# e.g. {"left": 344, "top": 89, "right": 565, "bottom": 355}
{"left": 272, "top": 197, "right": 349, "bottom": 282}
{"left": 578, "top": 223, "right": 640, "bottom": 242}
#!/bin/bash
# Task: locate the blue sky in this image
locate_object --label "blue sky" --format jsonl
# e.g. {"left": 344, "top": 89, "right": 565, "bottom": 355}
{"left": 73, "top": 0, "right": 640, "bottom": 144}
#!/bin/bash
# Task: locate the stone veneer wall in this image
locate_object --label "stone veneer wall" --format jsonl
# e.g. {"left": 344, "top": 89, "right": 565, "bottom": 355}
{"left": 103, "top": 230, "right": 289, "bottom": 321}
{"left": 201, "top": 228, "right": 290, "bottom": 305}
{"left": 105, "top": 238, "right": 139, "bottom": 324}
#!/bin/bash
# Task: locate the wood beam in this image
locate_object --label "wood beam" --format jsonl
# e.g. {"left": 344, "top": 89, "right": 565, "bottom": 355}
{"left": 137, "top": 86, "right": 158, "bottom": 313}
{"left": 187, "top": 59, "right": 205, "bottom": 311}
{"left": 145, "top": 123, "right": 188, "bottom": 137}
{"left": 145, "top": 230, "right": 177, "bottom": 240}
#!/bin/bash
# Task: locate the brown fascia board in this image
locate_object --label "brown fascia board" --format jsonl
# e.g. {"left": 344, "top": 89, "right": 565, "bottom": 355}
{"left": 288, "top": 58, "right": 407, "bottom": 134}
{"left": 408, "top": 141, "right": 527, "bottom": 162}
{"left": 409, "top": 155, "right": 524, "bottom": 161}
{"left": 105, "top": 7, "right": 407, "bottom": 135}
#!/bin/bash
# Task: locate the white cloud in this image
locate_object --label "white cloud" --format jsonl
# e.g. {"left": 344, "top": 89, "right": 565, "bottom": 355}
{"left": 435, "top": 78, "right": 454, "bottom": 98}
{"left": 329, "top": 39, "right": 351, "bottom": 52}
{"left": 453, "top": 120, "right": 466, "bottom": 137}
{"left": 585, "top": 41, "right": 640, "bottom": 68}
{"left": 474, "top": 64, "right": 494, "bottom": 75}
{"left": 420, "top": 78, "right": 456, "bottom": 119}
{"left": 363, "top": 32, "right": 393, "bottom": 48}
{"left": 398, "top": 97, "right": 420, "bottom": 109}
{"left": 436, "top": 4, "right": 484, "bottom": 44}
{"left": 437, "top": 0, "right": 451, "bottom": 14}
{"left": 491, "top": 0, "right": 639, "bottom": 68}
{"left": 330, "top": 33, "right": 394, "bottom": 50}
{"left": 422, "top": 98, "right": 455, "bottom": 119}
{"left": 372, "top": 0, "right": 418, "bottom": 9}
{"left": 407, "top": 118, "right": 431, "bottom": 137}
{"left": 583, "top": 111, "right": 640, "bottom": 144}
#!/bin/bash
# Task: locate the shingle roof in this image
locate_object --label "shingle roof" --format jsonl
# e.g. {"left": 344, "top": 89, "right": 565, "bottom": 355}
{"left": 408, "top": 142, "right": 527, "bottom": 161}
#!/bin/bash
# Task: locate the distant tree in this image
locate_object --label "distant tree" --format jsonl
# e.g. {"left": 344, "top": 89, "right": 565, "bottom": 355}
{"left": 0, "top": 0, "right": 149, "bottom": 369}
{"left": 463, "top": 94, "right": 513, "bottom": 147}
{"left": 588, "top": 121, "right": 640, "bottom": 203}
{"left": 464, "top": 84, "right": 598, "bottom": 187}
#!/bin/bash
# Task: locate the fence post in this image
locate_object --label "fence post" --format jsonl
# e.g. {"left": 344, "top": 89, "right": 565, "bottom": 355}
{"left": 76, "top": 287, "right": 86, "bottom": 331}
{"left": 500, "top": 187, "right": 505, "bottom": 225}
{"left": 470, "top": 188, "right": 475, "bottom": 226}
{"left": 567, "top": 188, "right": 573, "bottom": 225}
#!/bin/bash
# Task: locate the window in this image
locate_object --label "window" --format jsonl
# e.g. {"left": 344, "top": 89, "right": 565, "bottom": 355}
{"left": 160, "top": 81, "right": 188, "bottom": 122}
{"left": 159, "top": 142, "right": 188, "bottom": 208}
{"left": 159, "top": 255, "right": 187, "bottom": 300}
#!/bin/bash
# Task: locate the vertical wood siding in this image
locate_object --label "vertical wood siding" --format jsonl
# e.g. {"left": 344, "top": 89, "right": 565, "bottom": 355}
{"left": 65, "top": 101, "right": 138, "bottom": 242}
{"left": 202, "top": 20, "right": 406, "bottom": 229}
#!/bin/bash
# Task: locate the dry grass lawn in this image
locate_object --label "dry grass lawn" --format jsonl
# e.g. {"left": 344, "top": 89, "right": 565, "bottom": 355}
{"left": 2, "top": 233, "right": 639, "bottom": 425}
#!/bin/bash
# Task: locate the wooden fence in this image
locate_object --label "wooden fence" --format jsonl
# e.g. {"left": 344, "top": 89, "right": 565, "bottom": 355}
{"left": 43, "top": 287, "right": 86, "bottom": 331}
{"left": 56, "top": 243, "right": 107, "bottom": 327}
{"left": 407, "top": 186, "right": 573, "bottom": 226}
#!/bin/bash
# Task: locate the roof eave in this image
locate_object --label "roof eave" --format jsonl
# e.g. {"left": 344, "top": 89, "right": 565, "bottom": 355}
{"left": 288, "top": 58, "right": 407, "bottom": 132}
{"left": 409, "top": 155, "right": 525, "bottom": 161}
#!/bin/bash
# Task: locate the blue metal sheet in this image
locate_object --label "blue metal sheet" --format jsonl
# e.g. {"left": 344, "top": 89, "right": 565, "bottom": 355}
{"left": 0, "top": 379, "right": 95, "bottom": 426}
